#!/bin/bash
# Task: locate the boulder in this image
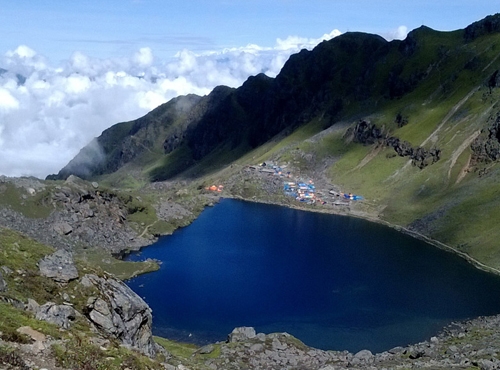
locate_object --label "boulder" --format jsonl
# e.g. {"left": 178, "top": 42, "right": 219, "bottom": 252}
{"left": 35, "top": 302, "right": 76, "bottom": 329}
{"left": 17, "top": 326, "right": 46, "bottom": 342}
{"left": 17, "top": 326, "right": 47, "bottom": 353}
{"left": 26, "top": 298, "right": 40, "bottom": 312}
{"left": 83, "top": 274, "right": 156, "bottom": 357}
{"left": 53, "top": 222, "right": 73, "bottom": 235}
{"left": 228, "top": 327, "right": 257, "bottom": 343}
{"left": 350, "top": 349, "right": 374, "bottom": 366}
{"left": 0, "top": 270, "right": 6, "bottom": 292}
{"left": 198, "top": 344, "right": 215, "bottom": 354}
{"left": 38, "top": 249, "right": 79, "bottom": 283}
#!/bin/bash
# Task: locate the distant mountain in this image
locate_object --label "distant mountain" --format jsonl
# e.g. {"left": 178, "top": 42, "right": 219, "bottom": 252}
{"left": 49, "top": 14, "right": 500, "bottom": 270}
{"left": 42, "top": 32, "right": 409, "bottom": 180}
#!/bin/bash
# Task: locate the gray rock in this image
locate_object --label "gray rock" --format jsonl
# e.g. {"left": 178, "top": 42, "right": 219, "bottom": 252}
{"left": 79, "top": 274, "right": 94, "bottom": 288}
{"left": 35, "top": 302, "right": 76, "bottom": 329}
{"left": 256, "top": 332, "right": 266, "bottom": 341}
{"left": 271, "top": 338, "right": 287, "bottom": 351}
{"left": 26, "top": 298, "right": 40, "bottom": 313}
{"left": 91, "top": 182, "right": 99, "bottom": 189}
{"left": 1, "top": 266, "right": 13, "bottom": 275}
{"left": 250, "top": 343, "right": 264, "bottom": 352}
{"left": 38, "top": 249, "right": 79, "bottom": 283}
{"left": 352, "top": 349, "right": 373, "bottom": 365}
{"left": 388, "top": 346, "right": 405, "bottom": 354}
{"left": 0, "top": 271, "right": 6, "bottom": 292}
{"left": 83, "top": 274, "right": 156, "bottom": 357}
{"left": 228, "top": 327, "right": 256, "bottom": 343}
{"left": 478, "top": 359, "right": 497, "bottom": 370}
{"left": 53, "top": 222, "right": 73, "bottom": 235}
{"left": 198, "top": 344, "right": 215, "bottom": 354}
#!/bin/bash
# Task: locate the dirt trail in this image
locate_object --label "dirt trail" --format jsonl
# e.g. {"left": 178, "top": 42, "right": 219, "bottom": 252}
{"left": 422, "top": 87, "right": 480, "bottom": 147}
{"left": 139, "top": 220, "right": 158, "bottom": 238}
{"left": 395, "top": 86, "right": 481, "bottom": 175}
{"left": 447, "top": 129, "right": 481, "bottom": 181}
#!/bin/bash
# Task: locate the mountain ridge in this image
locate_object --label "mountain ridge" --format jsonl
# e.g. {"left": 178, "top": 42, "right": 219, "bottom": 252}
{"left": 48, "top": 13, "right": 500, "bottom": 272}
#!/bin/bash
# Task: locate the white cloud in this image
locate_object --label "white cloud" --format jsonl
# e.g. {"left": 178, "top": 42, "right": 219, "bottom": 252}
{"left": 0, "top": 88, "right": 19, "bottom": 111}
{"left": 382, "top": 25, "right": 408, "bottom": 41}
{"left": 0, "top": 30, "right": 341, "bottom": 178}
{"left": 6, "top": 45, "right": 36, "bottom": 59}
{"left": 276, "top": 29, "right": 342, "bottom": 50}
{"left": 133, "top": 47, "right": 154, "bottom": 67}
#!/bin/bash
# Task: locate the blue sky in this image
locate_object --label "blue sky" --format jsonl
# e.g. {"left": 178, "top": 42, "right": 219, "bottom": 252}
{"left": 1, "top": 0, "right": 498, "bottom": 63}
{"left": 0, "top": 1, "right": 498, "bottom": 178}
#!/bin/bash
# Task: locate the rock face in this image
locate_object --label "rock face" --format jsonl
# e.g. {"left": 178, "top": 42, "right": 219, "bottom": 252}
{"left": 228, "top": 326, "right": 257, "bottom": 343}
{"left": 349, "top": 120, "right": 441, "bottom": 169}
{"left": 0, "top": 175, "right": 152, "bottom": 255}
{"left": 82, "top": 274, "right": 156, "bottom": 357}
{"left": 34, "top": 302, "right": 77, "bottom": 329}
{"left": 38, "top": 249, "right": 79, "bottom": 283}
{"left": 471, "top": 113, "right": 500, "bottom": 166}
{"left": 27, "top": 299, "right": 76, "bottom": 329}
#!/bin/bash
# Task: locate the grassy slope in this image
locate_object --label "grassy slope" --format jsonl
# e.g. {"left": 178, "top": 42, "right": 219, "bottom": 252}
{"left": 311, "top": 33, "right": 500, "bottom": 269}
{"left": 176, "top": 30, "right": 500, "bottom": 271}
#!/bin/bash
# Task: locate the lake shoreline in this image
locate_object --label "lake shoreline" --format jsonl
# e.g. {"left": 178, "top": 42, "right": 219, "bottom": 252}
{"left": 227, "top": 194, "right": 500, "bottom": 277}
{"left": 127, "top": 196, "right": 500, "bottom": 355}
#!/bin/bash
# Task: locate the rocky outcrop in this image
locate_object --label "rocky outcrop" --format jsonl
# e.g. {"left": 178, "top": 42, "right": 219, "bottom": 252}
{"left": 385, "top": 136, "right": 441, "bottom": 169}
{"left": 217, "top": 328, "right": 347, "bottom": 369}
{"left": 0, "top": 176, "right": 151, "bottom": 254}
{"left": 471, "top": 112, "right": 500, "bottom": 167}
{"left": 464, "top": 13, "right": 500, "bottom": 41}
{"left": 191, "top": 318, "right": 500, "bottom": 369}
{"left": 349, "top": 120, "right": 441, "bottom": 169}
{"left": 33, "top": 301, "right": 77, "bottom": 329}
{"left": 81, "top": 274, "right": 156, "bottom": 357}
{"left": 26, "top": 298, "right": 77, "bottom": 329}
{"left": 228, "top": 326, "right": 257, "bottom": 343}
{"left": 38, "top": 249, "right": 79, "bottom": 283}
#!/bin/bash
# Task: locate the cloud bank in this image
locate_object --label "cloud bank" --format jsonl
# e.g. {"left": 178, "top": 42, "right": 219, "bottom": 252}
{"left": 0, "top": 29, "right": 354, "bottom": 178}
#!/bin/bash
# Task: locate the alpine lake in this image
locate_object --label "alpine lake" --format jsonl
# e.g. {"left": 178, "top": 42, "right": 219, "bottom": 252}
{"left": 125, "top": 198, "right": 500, "bottom": 353}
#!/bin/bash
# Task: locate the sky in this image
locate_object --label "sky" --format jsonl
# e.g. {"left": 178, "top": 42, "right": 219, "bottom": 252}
{"left": 0, "top": 0, "right": 498, "bottom": 178}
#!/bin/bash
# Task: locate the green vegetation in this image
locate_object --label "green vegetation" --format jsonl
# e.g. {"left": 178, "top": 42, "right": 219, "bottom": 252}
{"left": 0, "top": 183, "right": 53, "bottom": 218}
{"left": 148, "top": 145, "right": 194, "bottom": 182}
{"left": 153, "top": 336, "right": 198, "bottom": 358}
{"left": 154, "top": 336, "right": 222, "bottom": 369}
{"left": 0, "top": 302, "right": 61, "bottom": 343}
{"left": 75, "top": 247, "right": 160, "bottom": 281}
{"left": 52, "top": 336, "right": 165, "bottom": 370}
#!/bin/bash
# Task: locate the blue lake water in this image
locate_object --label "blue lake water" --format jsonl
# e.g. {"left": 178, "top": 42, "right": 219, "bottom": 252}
{"left": 125, "top": 198, "right": 500, "bottom": 353}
